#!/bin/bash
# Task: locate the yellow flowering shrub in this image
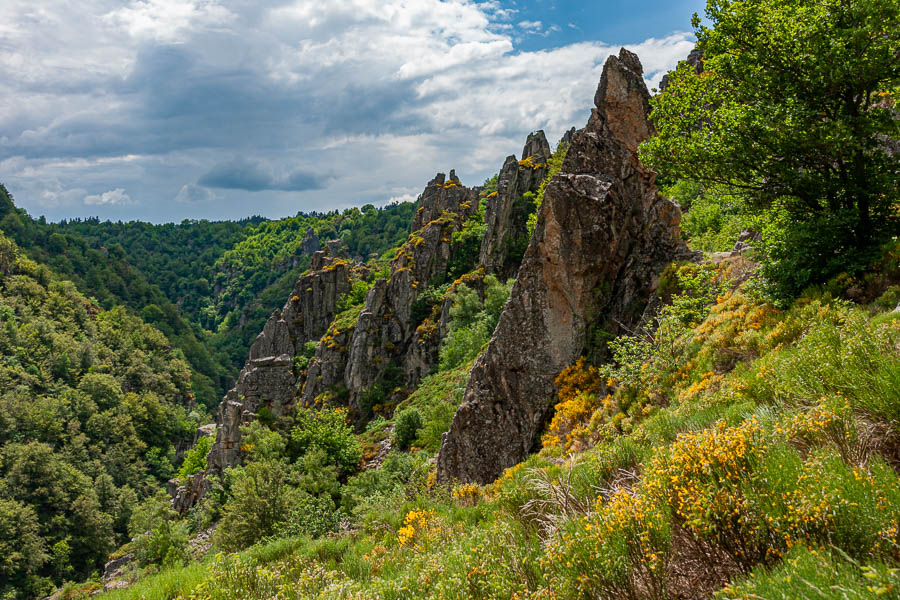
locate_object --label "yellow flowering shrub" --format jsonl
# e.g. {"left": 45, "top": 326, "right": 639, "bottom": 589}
{"left": 545, "top": 487, "right": 670, "bottom": 600}
{"left": 452, "top": 483, "right": 481, "bottom": 506}
{"left": 398, "top": 509, "right": 438, "bottom": 549}
{"left": 542, "top": 358, "right": 607, "bottom": 450}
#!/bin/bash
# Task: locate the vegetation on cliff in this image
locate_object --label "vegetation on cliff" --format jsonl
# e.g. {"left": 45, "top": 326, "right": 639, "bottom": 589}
{"left": 0, "top": 0, "right": 898, "bottom": 598}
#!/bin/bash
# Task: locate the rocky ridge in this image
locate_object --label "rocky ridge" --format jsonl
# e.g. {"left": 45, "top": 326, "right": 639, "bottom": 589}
{"left": 479, "top": 131, "right": 552, "bottom": 279}
{"left": 176, "top": 49, "right": 677, "bottom": 507}
{"left": 436, "top": 48, "right": 687, "bottom": 484}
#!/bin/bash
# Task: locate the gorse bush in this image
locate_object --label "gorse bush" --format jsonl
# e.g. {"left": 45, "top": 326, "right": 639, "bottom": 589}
{"left": 102, "top": 283, "right": 900, "bottom": 600}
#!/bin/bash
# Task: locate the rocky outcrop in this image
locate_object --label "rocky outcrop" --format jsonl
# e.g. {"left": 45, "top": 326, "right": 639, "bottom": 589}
{"left": 301, "top": 227, "right": 321, "bottom": 255}
{"left": 172, "top": 470, "right": 210, "bottom": 514}
{"left": 206, "top": 248, "right": 352, "bottom": 474}
{"left": 173, "top": 246, "right": 354, "bottom": 512}
{"left": 479, "top": 131, "right": 552, "bottom": 279}
{"left": 659, "top": 46, "right": 703, "bottom": 92}
{"left": 436, "top": 48, "right": 686, "bottom": 484}
{"left": 558, "top": 127, "right": 577, "bottom": 148}
{"left": 345, "top": 173, "right": 478, "bottom": 403}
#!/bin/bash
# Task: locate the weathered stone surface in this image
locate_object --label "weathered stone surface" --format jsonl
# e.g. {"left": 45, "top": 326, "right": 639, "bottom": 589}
{"left": 204, "top": 248, "right": 352, "bottom": 475}
{"left": 172, "top": 471, "right": 210, "bottom": 515}
{"left": 345, "top": 173, "right": 477, "bottom": 404}
{"left": 437, "top": 48, "right": 685, "bottom": 484}
{"left": 301, "top": 307, "right": 358, "bottom": 407}
{"left": 411, "top": 171, "right": 472, "bottom": 231}
{"left": 479, "top": 131, "right": 552, "bottom": 279}
{"left": 558, "top": 127, "right": 577, "bottom": 148}
{"left": 103, "top": 553, "right": 134, "bottom": 581}
{"left": 301, "top": 227, "right": 321, "bottom": 255}
{"left": 175, "top": 245, "right": 353, "bottom": 511}
{"left": 659, "top": 46, "right": 703, "bottom": 93}
{"left": 282, "top": 259, "right": 353, "bottom": 343}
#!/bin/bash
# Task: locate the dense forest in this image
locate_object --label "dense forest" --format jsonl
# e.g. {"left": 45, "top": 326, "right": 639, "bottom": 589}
{"left": 1, "top": 0, "right": 899, "bottom": 598}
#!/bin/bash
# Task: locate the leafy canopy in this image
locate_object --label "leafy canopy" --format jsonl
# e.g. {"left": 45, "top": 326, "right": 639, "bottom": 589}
{"left": 641, "top": 0, "right": 900, "bottom": 247}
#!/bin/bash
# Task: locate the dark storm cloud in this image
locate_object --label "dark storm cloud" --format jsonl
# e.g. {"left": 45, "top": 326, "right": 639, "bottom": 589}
{"left": 198, "top": 157, "right": 327, "bottom": 191}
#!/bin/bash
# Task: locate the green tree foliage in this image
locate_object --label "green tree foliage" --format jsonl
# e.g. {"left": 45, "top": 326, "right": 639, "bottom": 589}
{"left": 215, "top": 460, "right": 301, "bottom": 551}
{"left": 641, "top": 0, "right": 900, "bottom": 297}
{"left": 0, "top": 185, "right": 228, "bottom": 407}
{"left": 0, "top": 234, "right": 199, "bottom": 594}
{"left": 177, "top": 434, "right": 214, "bottom": 481}
{"left": 393, "top": 408, "right": 423, "bottom": 450}
{"left": 438, "top": 275, "right": 513, "bottom": 371}
{"left": 663, "top": 181, "right": 752, "bottom": 252}
{"left": 289, "top": 408, "right": 362, "bottom": 476}
{"left": 0, "top": 498, "right": 48, "bottom": 599}
{"left": 128, "top": 492, "right": 190, "bottom": 567}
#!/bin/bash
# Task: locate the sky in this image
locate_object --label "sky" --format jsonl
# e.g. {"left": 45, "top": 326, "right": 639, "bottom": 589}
{"left": 0, "top": 0, "right": 703, "bottom": 224}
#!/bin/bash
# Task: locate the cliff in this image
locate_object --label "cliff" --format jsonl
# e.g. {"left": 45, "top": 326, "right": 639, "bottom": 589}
{"left": 436, "top": 48, "right": 687, "bottom": 484}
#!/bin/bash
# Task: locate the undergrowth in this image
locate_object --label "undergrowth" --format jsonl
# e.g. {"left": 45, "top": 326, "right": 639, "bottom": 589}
{"left": 94, "top": 247, "right": 900, "bottom": 600}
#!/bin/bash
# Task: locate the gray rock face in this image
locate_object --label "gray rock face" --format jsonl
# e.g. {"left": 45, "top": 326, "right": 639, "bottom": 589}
{"left": 346, "top": 173, "right": 478, "bottom": 403}
{"left": 175, "top": 246, "right": 353, "bottom": 512}
{"left": 479, "top": 131, "right": 552, "bottom": 279}
{"left": 301, "top": 227, "right": 321, "bottom": 255}
{"left": 558, "top": 127, "right": 577, "bottom": 148}
{"left": 659, "top": 46, "right": 703, "bottom": 93}
{"left": 436, "top": 48, "right": 685, "bottom": 484}
{"left": 172, "top": 471, "right": 210, "bottom": 515}
{"left": 103, "top": 553, "right": 134, "bottom": 581}
{"left": 206, "top": 251, "right": 351, "bottom": 474}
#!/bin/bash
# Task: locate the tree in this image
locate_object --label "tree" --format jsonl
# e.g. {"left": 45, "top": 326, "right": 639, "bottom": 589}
{"left": 290, "top": 408, "right": 362, "bottom": 476}
{"left": 0, "top": 499, "right": 48, "bottom": 597}
{"left": 641, "top": 0, "right": 899, "bottom": 251}
{"left": 214, "top": 460, "right": 300, "bottom": 551}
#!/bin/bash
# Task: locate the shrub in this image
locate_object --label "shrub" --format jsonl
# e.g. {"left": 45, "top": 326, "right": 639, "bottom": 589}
{"left": 177, "top": 433, "right": 214, "bottom": 481}
{"left": 717, "top": 546, "right": 900, "bottom": 600}
{"left": 128, "top": 492, "right": 190, "bottom": 567}
{"left": 290, "top": 408, "right": 362, "bottom": 476}
{"left": 215, "top": 460, "right": 301, "bottom": 551}
{"left": 275, "top": 493, "right": 342, "bottom": 539}
{"left": 393, "top": 408, "right": 423, "bottom": 450}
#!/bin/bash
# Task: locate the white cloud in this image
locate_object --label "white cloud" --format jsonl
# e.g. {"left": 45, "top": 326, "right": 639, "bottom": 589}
{"left": 104, "top": 0, "right": 235, "bottom": 42}
{"left": 0, "top": 0, "right": 696, "bottom": 222}
{"left": 84, "top": 188, "right": 133, "bottom": 206}
{"left": 175, "top": 183, "right": 217, "bottom": 203}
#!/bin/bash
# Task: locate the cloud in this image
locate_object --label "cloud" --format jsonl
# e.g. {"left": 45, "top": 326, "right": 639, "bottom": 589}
{"left": 104, "top": 0, "right": 235, "bottom": 43}
{"left": 0, "top": 0, "right": 696, "bottom": 222}
{"left": 198, "top": 157, "right": 328, "bottom": 192}
{"left": 83, "top": 188, "right": 133, "bottom": 206}
{"left": 175, "top": 183, "right": 217, "bottom": 204}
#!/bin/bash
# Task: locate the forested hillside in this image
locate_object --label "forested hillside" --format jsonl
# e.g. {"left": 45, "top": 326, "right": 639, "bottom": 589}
{"left": 0, "top": 185, "right": 229, "bottom": 408}
{"left": 0, "top": 185, "right": 417, "bottom": 406}
{"left": 0, "top": 233, "right": 202, "bottom": 599}
{"left": 1, "top": 0, "right": 898, "bottom": 598}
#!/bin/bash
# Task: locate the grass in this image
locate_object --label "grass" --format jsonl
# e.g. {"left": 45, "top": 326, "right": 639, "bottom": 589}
{"left": 98, "top": 561, "right": 208, "bottom": 600}
{"left": 94, "top": 278, "right": 900, "bottom": 600}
